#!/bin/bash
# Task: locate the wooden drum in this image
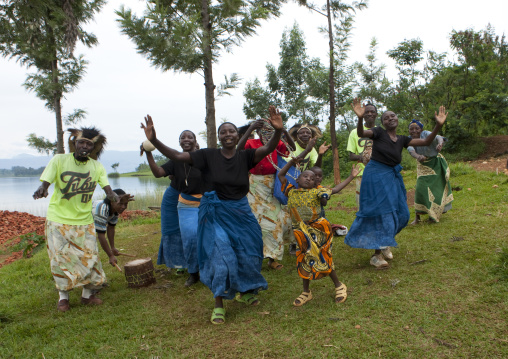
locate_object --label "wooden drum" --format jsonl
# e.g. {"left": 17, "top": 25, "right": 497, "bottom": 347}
{"left": 124, "top": 258, "right": 156, "bottom": 288}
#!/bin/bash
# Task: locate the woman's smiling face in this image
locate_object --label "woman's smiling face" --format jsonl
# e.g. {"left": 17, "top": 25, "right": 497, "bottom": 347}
{"left": 382, "top": 111, "right": 399, "bottom": 130}
{"left": 218, "top": 124, "right": 239, "bottom": 148}
{"left": 179, "top": 131, "right": 197, "bottom": 152}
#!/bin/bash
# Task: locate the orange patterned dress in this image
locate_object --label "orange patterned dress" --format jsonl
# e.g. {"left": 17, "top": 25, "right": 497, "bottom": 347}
{"left": 282, "top": 181, "right": 334, "bottom": 280}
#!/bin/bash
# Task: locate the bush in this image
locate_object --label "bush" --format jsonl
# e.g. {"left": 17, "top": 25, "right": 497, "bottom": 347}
{"left": 108, "top": 172, "right": 120, "bottom": 178}
{"left": 449, "top": 162, "right": 475, "bottom": 176}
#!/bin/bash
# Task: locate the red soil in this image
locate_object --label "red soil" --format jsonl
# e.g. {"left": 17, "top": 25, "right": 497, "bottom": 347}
{"left": 0, "top": 210, "right": 156, "bottom": 268}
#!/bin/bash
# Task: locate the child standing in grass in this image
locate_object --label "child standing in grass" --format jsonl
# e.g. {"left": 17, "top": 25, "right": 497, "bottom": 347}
{"left": 278, "top": 153, "right": 360, "bottom": 306}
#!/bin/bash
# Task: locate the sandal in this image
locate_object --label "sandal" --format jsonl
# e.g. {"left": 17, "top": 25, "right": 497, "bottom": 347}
{"left": 335, "top": 283, "right": 347, "bottom": 303}
{"left": 210, "top": 307, "right": 226, "bottom": 325}
{"left": 235, "top": 292, "right": 260, "bottom": 306}
{"left": 175, "top": 268, "right": 185, "bottom": 275}
{"left": 268, "top": 260, "right": 283, "bottom": 270}
{"left": 293, "top": 291, "right": 313, "bottom": 307}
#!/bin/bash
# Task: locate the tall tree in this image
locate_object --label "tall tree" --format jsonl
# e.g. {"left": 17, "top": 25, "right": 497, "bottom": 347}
{"left": 296, "top": 0, "right": 366, "bottom": 183}
{"left": 117, "top": 0, "right": 283, "bottom": 148}
{"left": 243, "top": 23, "right": 327, "bottom": 124}
{"left": 386, "top": 38, "right": 426, "bottom": 122}
{"left": 355, "top": 37, "right": 390, "bottom": 106}
{"left": 0, "top": 0, "right": 104, "bottom": 154}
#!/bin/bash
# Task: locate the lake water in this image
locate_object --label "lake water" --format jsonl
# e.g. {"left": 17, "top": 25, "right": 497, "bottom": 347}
{"left": 0, "top": 176, "right": 170, "bottom": 217}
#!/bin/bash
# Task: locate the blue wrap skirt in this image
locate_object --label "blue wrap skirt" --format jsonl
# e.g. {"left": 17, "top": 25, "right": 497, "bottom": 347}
{"left": 177, "top": 193, "right": 201, "bottom": 274}
{"left": 197, "top": 191, "right": 268, "bottom": 299}
{"left": 157, "top": 186, "right": 186, "bottom": 268}
{"left": 345, "top": 160, "right": 410, "bottom": 249}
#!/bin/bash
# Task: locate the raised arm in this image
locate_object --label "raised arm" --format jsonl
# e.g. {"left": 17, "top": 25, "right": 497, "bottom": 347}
{"left": 351, "top": 98, "right": 374, "bottom": 139}
{"left": 253, "top": 106, "right": 282, "bottom": 164}
{"left": 331, "top": 164, "right": 361, "bottom": 194}
{"left": 282, "top": 127, "right": 296, "bottom": 151}
{"left": 408, "top": 106, "right": 447, "bottom": 147}
{"left": 141, "top": 115, "right": 192, "bottom": 163}
{"left": 315, "top": 141, "right": 331, "bottom": 168}
{"left": 237, "top": 119, "right": 263, "bottom": 150}
{"left": 142, "top": 147, "right": 167, "bottom": 178}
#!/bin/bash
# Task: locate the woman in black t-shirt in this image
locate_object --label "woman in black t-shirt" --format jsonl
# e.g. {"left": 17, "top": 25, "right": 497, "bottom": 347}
{"left": 345, "top": 98, "right": 448, "bottom": 269}
{"left": 141, "top": 106, "right": 284, "bottom": 325}
{"left": 142, "top": 130, "right": 202, "bottom": 287}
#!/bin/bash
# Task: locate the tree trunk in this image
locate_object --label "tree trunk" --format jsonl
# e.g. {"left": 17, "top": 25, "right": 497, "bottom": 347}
{"left": 327, "top": 0, "right": 340, "bottom": 183}
{"left": 52, "top": 60, "right": 64, "bottom": 154}
{"left": 201, "top": 0, "right": 217, "bottom": 148}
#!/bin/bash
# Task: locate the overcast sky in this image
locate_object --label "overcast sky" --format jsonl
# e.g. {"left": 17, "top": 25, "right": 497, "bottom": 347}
{"left": 1, "top": 0, "right": 507, "bottom": 159}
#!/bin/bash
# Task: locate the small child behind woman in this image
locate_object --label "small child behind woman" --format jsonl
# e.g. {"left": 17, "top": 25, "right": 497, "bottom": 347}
{"left": 278, "top": 155, "right": 360, "bottom": 306}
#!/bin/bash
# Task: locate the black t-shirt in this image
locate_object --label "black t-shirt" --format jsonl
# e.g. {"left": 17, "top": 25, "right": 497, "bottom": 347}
{"left": 190, "top": 148, "right": 257, "bottom": 200}
{"left": 370, "top": 127, "right": 412, "bottom": 167}
{"left": 161, "top": 160, "right": 203, "bottom": 194}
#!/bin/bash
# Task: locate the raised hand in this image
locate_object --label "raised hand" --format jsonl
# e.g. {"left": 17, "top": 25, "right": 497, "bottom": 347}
{"left": 319, "top": 141, "right": 331, "bottom": 155}
{"left": 268, "top": 106, "right": 283, "bottom": 130}
{"left": 435, "top": 106, "right": 448, "bottom": 126}
{"left": 351, "top": 97, "right": 365, "bottom": 119}
{"left": 250, "top": 119, "right": 265, "bottom": 131}
{"left": 351, "top": 163, "right": 362, "bottom": 177}
{"left": 305, "top": 137, "right": 317, "bottom": 152}
{"left": 141, "top": 114, "right": 157, "bottom": 142}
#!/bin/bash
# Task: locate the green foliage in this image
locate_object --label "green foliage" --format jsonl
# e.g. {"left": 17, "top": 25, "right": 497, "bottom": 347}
{"left": 243, "top": 23, "right": 327, "bottom": 124}
{"left": 135, "top": 162, "right": 150, "bottom": 172}
{"left": 107, "top": 172, "right": 120, "bottom": 178}
{"left": 117, "top": 0, "right": 283, "bottom": 146}
{"left": 111, "top": 162, "right": 120, "bottom": 172}
{"left": 354, "top": 37, "right": 391, "bottom": 107}
{"left": 12, "top": 232, "right": 46, "bottom": 258}
{"left": 216, "top": 73, "right": 242, "bottom": 98}
{"left": 116, "top": 1, "right": 282, "bottom": 74}
{"left": 26, "top": 133, "right": 57, "bottom": 155}
{"left": 0, "top": 0, "right": 105, "bottom": 153}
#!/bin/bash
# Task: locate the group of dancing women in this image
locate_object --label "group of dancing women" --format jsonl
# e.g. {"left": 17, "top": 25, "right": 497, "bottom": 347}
{"left": 141, "top": 99, "right": 450, "bottom": 324}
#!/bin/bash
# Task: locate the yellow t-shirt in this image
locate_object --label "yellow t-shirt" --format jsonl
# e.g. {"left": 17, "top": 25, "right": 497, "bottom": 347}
{"left": 346, "top": 126, "right": 371, "bottom": 176}
{"left": 40, "top": 153, "right": 109, "bottom": 225}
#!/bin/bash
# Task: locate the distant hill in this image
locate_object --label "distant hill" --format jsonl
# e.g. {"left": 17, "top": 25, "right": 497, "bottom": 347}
{"left": 0, "top": 151, "right": 146, "bottom": 174}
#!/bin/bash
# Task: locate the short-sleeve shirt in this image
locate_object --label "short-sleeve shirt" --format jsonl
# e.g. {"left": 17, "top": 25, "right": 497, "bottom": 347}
{"left": 283, "top": 182, "right": 332, "bottom": 225}
{"left": 92, "top": 199, "right": 118, "bottom": 233}
{"left": 244, "top": 139, "right": 288, "bottom": 175}
{"left": 40, "top": 153, "right": 109, "bottom": 225}
{"left": 370, "top": 127, "right": 412, "bottom": 167}
{"left": 190, "top": 148, "right": 257, "bottom": 200}
{"left": 293, "top": 143, "right": 319, "bottom": 171}
{"left": 407, "top": 130, "right": 445, "bottom": 158}
{"left": 161, "top": 159, "right": 202, "bottom": 194}
{"left": 346, "top": 126, "right": 371, "bottom": 176}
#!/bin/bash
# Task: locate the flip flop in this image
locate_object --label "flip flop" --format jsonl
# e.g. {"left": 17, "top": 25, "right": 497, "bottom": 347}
{"left": 235, "top": 293, "right": 260, "bottom": 306}
{"left": 210, "top": 307, "right": 225, "bottom": 325}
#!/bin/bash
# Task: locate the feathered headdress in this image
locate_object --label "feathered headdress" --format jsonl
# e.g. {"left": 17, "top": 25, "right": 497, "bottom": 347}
{"left": 68, "top": 127, "right": 107, "bottom": 160}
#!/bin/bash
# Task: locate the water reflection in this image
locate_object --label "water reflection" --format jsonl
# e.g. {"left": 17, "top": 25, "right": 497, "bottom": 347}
{"left": 0, "top": 176, "right": 170, "bottom": 217}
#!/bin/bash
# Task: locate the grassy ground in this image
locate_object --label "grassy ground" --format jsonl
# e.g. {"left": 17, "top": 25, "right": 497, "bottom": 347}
{"left": 1, "top": 166, "right": 507, "bottom": 358}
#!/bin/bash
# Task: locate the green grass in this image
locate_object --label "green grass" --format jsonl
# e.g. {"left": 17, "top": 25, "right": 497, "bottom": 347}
{"left": 1, "top": 169, "right": 507, "bottom": 358}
